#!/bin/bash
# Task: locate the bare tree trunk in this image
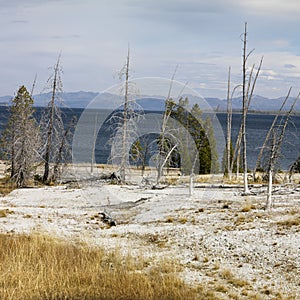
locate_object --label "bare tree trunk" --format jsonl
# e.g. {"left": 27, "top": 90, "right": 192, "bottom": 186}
{"left": 30, "top": 74, "right": 37, "bottom": 97}
{"left": 10, "top": 130, "right": 16, "bottom": 179}
{"left": 53, "top": 117, "right": 76, "bottom": 181}
{"left": 43, "top": 55, "right": 60, "bottom": 183}
{"left": 230, "top": 61, "right": 262, "bottom": 180}
{"left": 241, "top": 24, "right": 263, "bottom": 193}
{"left": 265, "top": 128, "right": 277, "bottom": 210}
{"left": 253, "top": 88, "right": 291, "bottom": 179}
{"left": 242, "top": 22, "right": 250, "bottom": 194}
{"left": 189, "top": 153, "right": 198, "bottom": 197}
{"left": 226, "top": 67, "right": 232, "bottom": 180}
{"left": 236, "top": 145, "right": 241, "bottom": 180}
{"left": 189, "top": 173, "right": 194, "bottom": 197}
{"left": 156, "top": 67, "right": 177, "bottom": 184}
{"left": 266, "top": 168, "right": 273, "bottom": 210}
{"left": 265, "top": 92, "right": 299, "bottom": 209}
{"left": 91, "top": 113, "right": 98, "bottom": 176}
{"left": 120, "top": 47, "right": 130, "bottom": 183}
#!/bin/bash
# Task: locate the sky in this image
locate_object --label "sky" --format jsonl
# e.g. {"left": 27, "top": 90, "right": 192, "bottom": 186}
{"left": 1, "top": 0, "right": 300, "bottom": 99}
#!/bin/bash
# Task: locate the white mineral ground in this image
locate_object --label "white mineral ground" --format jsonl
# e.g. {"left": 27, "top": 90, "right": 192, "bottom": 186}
{"left": 0, "top": 163, "right": 299, "bottom": 298}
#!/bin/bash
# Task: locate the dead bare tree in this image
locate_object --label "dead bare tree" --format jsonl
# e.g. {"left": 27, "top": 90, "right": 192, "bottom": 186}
{"left": 226, "top": 67, "right": 232, "bottom": 180}
{"left": 108, "top": 47, "right": 144, "bottom": 183}
{"left": 53, "top": 116, "right": 76, "bottom": 181}
{"left": 265, "top": 92, "right": 299, "bottom": 209}
{"left": 228, "top": 23, "right": 263, "bottom": 192}
{"left": 225, "top": 67, "right": 242, "bottom": 180}
{"left": 155, "top": 67, "right": 181, "bottom": 184}
{"left": 120, "top": 47, "right": 130, "bottom": 182}
{"left": 40, "top": 54, "right": 66, "bottom": 183}
{"left": 91, "top": 113, "right": 98, "bottom": 176}
{"left": 253, "top": 88, "right": 291, "bottom": 180}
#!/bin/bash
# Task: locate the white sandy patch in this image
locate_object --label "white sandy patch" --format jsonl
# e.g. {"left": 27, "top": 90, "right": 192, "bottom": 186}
{"left": 0, "top": 182, "right": 299, "bottom": 298}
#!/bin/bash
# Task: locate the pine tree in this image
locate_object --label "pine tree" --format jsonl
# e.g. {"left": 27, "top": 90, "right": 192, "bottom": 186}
{"left": 2, "top": 86, "right": 40, "bottom": 187}
{"left": 189, "top": 103, "right": 212, "bottom": 174}
{"left": 130, "top": 139, "right": 142, "bottom": 168}
{"left": 162, "top": 100, "right": 218, "bottom": 175}
{"left": 204, "top": 116, "right": 219, "bottom": 173}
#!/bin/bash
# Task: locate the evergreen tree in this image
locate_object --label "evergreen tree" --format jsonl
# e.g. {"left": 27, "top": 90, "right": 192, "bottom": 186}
{"left": 130, "top": 139, "right": 142, "bottom": 168}
{"left": 174, "top": 97, "right": 193, "bottom": 174}
{"left": 204, "top": 116, "right": 219, "bottom": 173}
{"left": 292, "top": 156, "right": 300, "bottom": 173}
{"left": 189, "top": 103, "right": 212, "bottom": 174}
{"left": 161, "top": 99, "right": 218, "bottom": 175}
{"left": 2, "top": 86, "right": 40, "bottom": 187}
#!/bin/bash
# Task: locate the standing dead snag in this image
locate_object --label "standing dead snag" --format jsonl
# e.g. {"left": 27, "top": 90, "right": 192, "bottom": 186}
{"left": 265, "top": 92, "right": 299, "bottom": 210}
{"left": 253, "top": 88, "right": 291, "bottom": 180}
{"left": 108, "top": 47, "right": 144, "bottom": 183}
{"left": 226, "top": 67, "right": 233, "bottom": 180}
{"left": 225, "top": 24, "right": 262, "bottom": 185}
{"left": 53, "top": 116, "right": 76, "bottom": 181}
{"left": 40, "top": 54, "right": 68, "bottom": 183}
{"left": 119, "top": 47, "right": 130, "bottom": 182}
{"left": 240, "top": 22, "right": 263, "bottom": 193}
{"left": 156, "top": 68, "right": 180, "bottom": 184}
{"left": 225, "top": 67, "right": 242, "bottom": 180}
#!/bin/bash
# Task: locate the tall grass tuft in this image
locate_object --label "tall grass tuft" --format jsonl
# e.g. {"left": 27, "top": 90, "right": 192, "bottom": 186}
{"left": 0, "top": 233, "right": 199, "bottom": 300}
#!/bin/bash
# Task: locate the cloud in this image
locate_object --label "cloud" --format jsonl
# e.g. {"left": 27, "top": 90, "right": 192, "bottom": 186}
{"left": 284, "top": 64, "right": 297, "bottom": 69}
{"left": 11, "top": 20, "right": 28, "bottom": 23}
{"left": 237, "top": 0, "right": 300, "bottom": 18}
{"left": 0, "top": 0, "right": 300, "bottom": 99}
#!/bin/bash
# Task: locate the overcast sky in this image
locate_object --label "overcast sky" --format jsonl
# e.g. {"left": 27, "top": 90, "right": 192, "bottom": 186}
{"left": 1, "top": 0, "right": 300, "bottom": 99}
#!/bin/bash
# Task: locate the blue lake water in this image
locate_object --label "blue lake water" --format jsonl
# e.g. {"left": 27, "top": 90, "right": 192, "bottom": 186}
{"left": 0, "top": 106, "right": 299, "bottom": 171}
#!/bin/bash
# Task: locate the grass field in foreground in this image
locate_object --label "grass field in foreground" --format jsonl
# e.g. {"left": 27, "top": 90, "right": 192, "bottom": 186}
{"left": 0, "top": 233, "right": 200, "bottom": 300}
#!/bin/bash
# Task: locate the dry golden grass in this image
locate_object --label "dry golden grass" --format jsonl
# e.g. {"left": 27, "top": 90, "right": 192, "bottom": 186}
{"left": 0, "top": 176, "right": 16, "bottom": 195}
{"left": 241, "top": 202, "right": 256, "bottom": 212}
{"left": 0, "top": 208, "right": 14, "bottom": 218}
{"left": 277, "top": 215, "right": 300, "bottom": 227}
{"left": 0, "top": 233, "right": 200, "bottom": 300}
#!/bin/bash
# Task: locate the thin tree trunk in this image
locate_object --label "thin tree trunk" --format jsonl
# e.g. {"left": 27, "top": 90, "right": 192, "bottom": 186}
{"left": 242, "top": 22, "right": 250, "bottom": 194}
{"left": 91, "top": 113, "right": 98, "bottom": 175}
{"left": 226, "top": 67, "right": 232, "bottom": 180}
{"left": 43, "top": 56, "right": 60, "bottom": 182}
{"left": 10, "top": 131, "right": 16, "bottom": 179}
{"left": 230, "top": 63, "right": 259, "bottom": 178}
{"left": 266, "top": 168, "right": 273, "bottom": 210}
{"left": 156, "top": 67, "right": 177, "bottom": 184}
{"left": 120, "top": 47, "right": 130, "bottom": 182}
{"left": 189, "top": 173, "right": 194, "bottom": 197}
{"left": 53, "top": 117, "right": 75, "bottom": 181}
{"left": 189, "top": 153, "right": 198, "bottom": 197}
{"left": 265, "top": 92, "right": 299, "bottom": 209}
{"left": 253, "top": 88, "right": 291, "bottom": 179}
{"left": 236, "top": 145, "right": 241, "bottom": 180}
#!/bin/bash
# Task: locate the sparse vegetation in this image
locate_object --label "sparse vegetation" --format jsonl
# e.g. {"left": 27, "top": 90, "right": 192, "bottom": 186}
{"left": 277, "top": 216, "right": 300, "bottom": 227}
{"left": 0, "top": 233, "right": 199, "bottom": 300}
{"left": 0, "top": 176, "right": 16, "bottom": 195}
{"left": 0, "top": 209, "right": 13, "bottom": 218}
{"left": 241, "top": 202, "right": 255, "bottom": 212}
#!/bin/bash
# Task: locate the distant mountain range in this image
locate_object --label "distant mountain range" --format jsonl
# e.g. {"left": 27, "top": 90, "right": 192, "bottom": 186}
{"left": 0, "top": 91, "right": 299, "bottom": 112}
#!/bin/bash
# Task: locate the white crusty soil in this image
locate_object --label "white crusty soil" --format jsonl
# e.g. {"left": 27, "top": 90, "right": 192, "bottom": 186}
{"left": 0, "top": 181, "right": 299, "bottom": 299}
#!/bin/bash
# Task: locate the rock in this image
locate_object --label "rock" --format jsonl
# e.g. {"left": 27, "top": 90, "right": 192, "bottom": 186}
{"left": 99, "top": 212, "right": 117, "bottom": 227}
